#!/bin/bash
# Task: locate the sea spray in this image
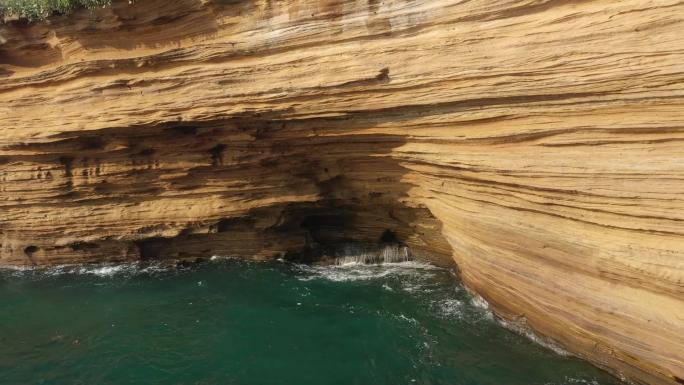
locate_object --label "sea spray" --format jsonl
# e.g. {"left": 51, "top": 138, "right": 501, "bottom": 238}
{"left": 467, "top": 289, "right": 570, "bottom": 356}
{"left": 331, "top": 243, "right": 413, "bottom": 265}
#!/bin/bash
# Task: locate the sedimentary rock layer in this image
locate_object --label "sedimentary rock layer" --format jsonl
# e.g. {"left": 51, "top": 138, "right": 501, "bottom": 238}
{"left": 1, "top": 0, "right": 682, "bottom": 384}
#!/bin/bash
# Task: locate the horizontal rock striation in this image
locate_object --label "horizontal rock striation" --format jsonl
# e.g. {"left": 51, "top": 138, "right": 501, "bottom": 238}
{"left": 0, "top": 0, "right": 682, "bottom": 384}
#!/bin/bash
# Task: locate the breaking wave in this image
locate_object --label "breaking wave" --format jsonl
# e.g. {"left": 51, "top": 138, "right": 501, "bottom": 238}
{"left": 294, "top": 260, "right": 440, "bottom": 282}
{"left": 1, "top": 261, "right": 172, "bottom": 278}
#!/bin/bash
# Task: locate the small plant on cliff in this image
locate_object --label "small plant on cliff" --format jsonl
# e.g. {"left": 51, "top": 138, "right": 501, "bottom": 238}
{"left": 0, "top": 0, "right": 111, "bottom": 20}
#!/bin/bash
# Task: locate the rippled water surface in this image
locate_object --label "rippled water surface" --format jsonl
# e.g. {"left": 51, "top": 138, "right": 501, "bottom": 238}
{"left": 0, "top": 259, "right": 623, "bottom": 385}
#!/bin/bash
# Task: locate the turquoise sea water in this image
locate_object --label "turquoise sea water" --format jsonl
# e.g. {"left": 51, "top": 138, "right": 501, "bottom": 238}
{"left": 0, "top": 259, "right": 623, "bottom": 385}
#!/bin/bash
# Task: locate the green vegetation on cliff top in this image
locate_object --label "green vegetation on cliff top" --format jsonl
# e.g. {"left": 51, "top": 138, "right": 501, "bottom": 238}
{"left": 0, "top": 0, "right": 111, "bottom": 20}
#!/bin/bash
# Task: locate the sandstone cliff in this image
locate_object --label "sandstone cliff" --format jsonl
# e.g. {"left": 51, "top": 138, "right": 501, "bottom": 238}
{"left": 1, "top": 0, "right": 683, "bottom": 384}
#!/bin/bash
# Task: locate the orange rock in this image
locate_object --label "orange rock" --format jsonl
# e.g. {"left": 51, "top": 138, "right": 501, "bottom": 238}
{"left": 0, "top": 0, "right": 682, "bottom": 384}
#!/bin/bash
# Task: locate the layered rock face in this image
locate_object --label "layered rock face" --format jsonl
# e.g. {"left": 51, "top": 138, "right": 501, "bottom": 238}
{"left": 1, "top": 0, "right": 683, "bottom": 384}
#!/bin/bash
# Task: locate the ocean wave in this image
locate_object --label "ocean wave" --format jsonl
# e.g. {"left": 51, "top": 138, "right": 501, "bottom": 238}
{"left": 564, "top": 377, "right": 600, "bottom": 385}
{"left": 498, "top": 316, "right": 570, "bottom": 357}
{"left": 294, "top": 260, "right": 441, "bottom": 282}
{"left": 543, "top": 377, "right": 604, "bottom": 385}
{"left": 469, "top": 293, "right": 570, "bottom": 357}
{"left": 467, "top": 293, "right": 495, "bottom": 321}
{"left": 435, "top": 298, "right": 465, "bottom": 319}
{"left": 209, "top": 255, "right": 239, "bottom": 262}
{"left": 1, "top": 261, "right": 172, "bottom": 278}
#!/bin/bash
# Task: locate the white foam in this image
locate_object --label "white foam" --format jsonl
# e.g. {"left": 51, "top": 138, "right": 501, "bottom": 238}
{"left": 331, "top": 244, "right": 413, "bottom": 265}
{"left": 436, "top": 298, "right": 464, "bottom": 319}
{"left": 398, "top": 314, "right": 419, "bottom": 325}
{"left": 468, "top": 294, "right": 495, "bottom": 321}
{"left": 470, "top": 294, "right": 490, "bottom": 310}
{"left": 209, "top": 255, "right": 236, "bottom": 261}
{"left": 75, "top": 264, "right": 130, "bottom": 277}
{"left": 497, "top": 317, "right": 570, "bottom": 356}
{"left": 2, "top": 261, "right": 172, "bottom": 278}
{"left": 400, "top": 279, "right": 437, "bottom": 293}
{"left": 464, "top": 292, "right": 568, "bottom": 354}
{"left": 561, "top": 377, "right": 600, "bottom": 385}
{"left": 295, "top": 260, "right": 441, "bottom": 282}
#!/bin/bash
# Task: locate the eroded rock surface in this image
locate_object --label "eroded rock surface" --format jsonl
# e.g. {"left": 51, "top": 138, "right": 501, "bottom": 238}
{"left": 1, "top": 0, "right": 682, "bottom": 384}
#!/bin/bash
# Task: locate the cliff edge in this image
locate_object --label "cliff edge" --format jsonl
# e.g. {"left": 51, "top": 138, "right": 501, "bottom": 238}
{"left": 1, "top": 0, "right": 683, "bottom": 384}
